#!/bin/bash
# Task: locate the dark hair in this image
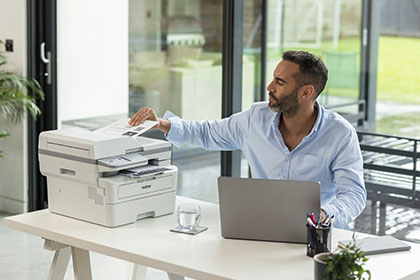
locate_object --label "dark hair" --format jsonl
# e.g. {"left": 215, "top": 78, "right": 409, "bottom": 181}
{"left": 282, "top": 50, "right": 328, "bottom": 98}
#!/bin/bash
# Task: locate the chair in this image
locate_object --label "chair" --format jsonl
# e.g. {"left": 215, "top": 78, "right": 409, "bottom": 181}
{"left": 323, "top": 51, "right": 360, "bottom": 104}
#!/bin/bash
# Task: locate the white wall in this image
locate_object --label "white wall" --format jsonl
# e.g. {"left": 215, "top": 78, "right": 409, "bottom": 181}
{"left": 0, "top": 0, "right": 130, "bottom": 213}
{"left": 57, "top": 0, "right": 128, "bottom": 126}
{"left": 0, "top": 0, "right": 28, "bottom": 213}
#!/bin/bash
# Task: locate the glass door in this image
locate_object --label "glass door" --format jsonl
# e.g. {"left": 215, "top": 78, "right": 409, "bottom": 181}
{"left": 129, "top": 0, "right": 224, "bottom": 202}
{"left": 28, "top": 0, "right": 58, "bottom": 210}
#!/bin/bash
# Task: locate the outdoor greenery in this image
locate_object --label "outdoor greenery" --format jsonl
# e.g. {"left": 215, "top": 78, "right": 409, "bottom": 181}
{"left": 376, "top": 36, "right": 420, "bottom": 104}
{"left": 0, "top": 41, "right": 44, "bottom": 157}
{"left": 267, "top": 36, "right": 420, "bottom": 104}
{"left": 323, "top": 235, "right": 371, "bottom": 280}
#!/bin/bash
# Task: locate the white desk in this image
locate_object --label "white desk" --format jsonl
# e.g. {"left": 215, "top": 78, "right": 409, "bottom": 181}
{"left": 4, "top": 196, "right": 420, "bottom": 280}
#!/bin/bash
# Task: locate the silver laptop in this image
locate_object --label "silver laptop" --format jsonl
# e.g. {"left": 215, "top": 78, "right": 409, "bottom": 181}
{"left": 218, "top": 176, "right": 320, "bottom": 243}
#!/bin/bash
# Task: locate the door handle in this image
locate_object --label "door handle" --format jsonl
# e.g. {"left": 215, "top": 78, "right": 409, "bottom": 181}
{"left": 40, "top": 42, "right": 52, "bottom": 84}
{"left": 40, "top": 42, "right": 50, "bottom": 63}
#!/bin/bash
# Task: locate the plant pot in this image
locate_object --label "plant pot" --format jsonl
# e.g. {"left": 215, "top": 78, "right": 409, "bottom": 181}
{"left": 313, "top": 252, "right": 331, "bottom": 280}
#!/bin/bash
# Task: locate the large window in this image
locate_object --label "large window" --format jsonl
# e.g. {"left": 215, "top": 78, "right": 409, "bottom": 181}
{"left": 129, "top": 0, "right": 225, "bottom": 202}
{"left": 375, "top": 0, "right": 420, "bottom": 138}
{"left": 265, "top": 0, "right": 363, "bottom": 110}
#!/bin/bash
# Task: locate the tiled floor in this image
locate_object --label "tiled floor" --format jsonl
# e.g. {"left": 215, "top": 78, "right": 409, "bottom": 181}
{"left": 1, "top": 152, "right": 420, "bottom": 279}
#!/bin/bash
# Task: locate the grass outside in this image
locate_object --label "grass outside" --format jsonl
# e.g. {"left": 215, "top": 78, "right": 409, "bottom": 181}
{"left": 377, "top": 36, "right": 420, "bottom": 104}
{"left": 266, "top": 36, "right": 420, "bottom": 104}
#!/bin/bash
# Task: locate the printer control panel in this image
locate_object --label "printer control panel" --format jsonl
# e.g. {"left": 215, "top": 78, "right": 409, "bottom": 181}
{"left": 98, "top": 153, "right": 148, "bottom": 168}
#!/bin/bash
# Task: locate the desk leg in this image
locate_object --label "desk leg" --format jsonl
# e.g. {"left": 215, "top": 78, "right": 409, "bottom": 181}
{"left": 132, "top": 264, "right": 147, "bottom": 280}
{"left": 71, "top": 247, "right": 93, "bottom": 280}
{"left": 47, "top": 247, "right": 71, "bottom": 280}
{"left": 167, "top": 273, "right": 185, "bottom": 280}
{"left": 44, "top": 239, "right": 71, "bottom": 280}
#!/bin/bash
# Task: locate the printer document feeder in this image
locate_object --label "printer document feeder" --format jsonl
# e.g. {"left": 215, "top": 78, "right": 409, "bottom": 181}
{"left": 38, "top": 127, "right": 178, "bottom": 227}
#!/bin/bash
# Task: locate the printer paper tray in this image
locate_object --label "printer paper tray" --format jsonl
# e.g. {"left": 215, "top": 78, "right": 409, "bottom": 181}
{"left": 118, "top": 165, "right": 171, "bottom": 179}
{"left": 118, "top": 175, "right": 173, "bottom": 199}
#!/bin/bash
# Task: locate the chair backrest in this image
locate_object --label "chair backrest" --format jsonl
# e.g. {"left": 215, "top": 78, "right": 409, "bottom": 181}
{"left": 325, "top": 51, "right": 359, "bottom": 89}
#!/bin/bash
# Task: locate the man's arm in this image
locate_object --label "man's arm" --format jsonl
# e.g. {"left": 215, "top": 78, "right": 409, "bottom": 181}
{"left": 321, "top": 128, "right": 367, "bottom": 229}
{"left": 130, "top": 107, "right": 250, "bottom": 151}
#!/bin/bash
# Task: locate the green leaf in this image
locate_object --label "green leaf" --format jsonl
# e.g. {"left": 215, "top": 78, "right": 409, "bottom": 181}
{"left": 0, "top": 45, "right": 44, "bottom": 156}
{"left": 323, "top": 232, "right": 371, "bottom": 280}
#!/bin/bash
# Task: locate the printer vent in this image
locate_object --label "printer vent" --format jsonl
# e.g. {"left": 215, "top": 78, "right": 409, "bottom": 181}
{"left": 88, "top": 186, "right": 104, "bottom": 206}
{"left": 95, "top": 194, "right": 104, "bottom": 206}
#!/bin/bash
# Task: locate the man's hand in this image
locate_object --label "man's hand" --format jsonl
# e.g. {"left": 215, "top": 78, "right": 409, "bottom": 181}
{"left": 129, "top": 107, "right": 171, "bottom": 134}
{"left": 129, "top": 107, "right": 158, "bottom": 126}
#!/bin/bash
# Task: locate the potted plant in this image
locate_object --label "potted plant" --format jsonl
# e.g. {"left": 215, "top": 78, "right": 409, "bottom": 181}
{"left": 0, "top": 40, "right": 44, "bottom": 157}
{"left": 314, "top": 234, "right": 371, "bottom": 280}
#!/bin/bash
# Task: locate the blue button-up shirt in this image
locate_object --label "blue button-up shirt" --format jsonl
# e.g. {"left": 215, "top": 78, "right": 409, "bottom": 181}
{"left": 164, "top": 101, "right": 366, "bottom": 229}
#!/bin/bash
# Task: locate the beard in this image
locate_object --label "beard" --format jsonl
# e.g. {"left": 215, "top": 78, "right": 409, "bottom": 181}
{"left": 268, "top": 86, "right": 300, "bottom": 118}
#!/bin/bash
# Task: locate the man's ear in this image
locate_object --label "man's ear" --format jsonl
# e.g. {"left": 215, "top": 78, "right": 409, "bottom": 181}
{"left": 301, "top": 85, "right": 315, "bottom": 100}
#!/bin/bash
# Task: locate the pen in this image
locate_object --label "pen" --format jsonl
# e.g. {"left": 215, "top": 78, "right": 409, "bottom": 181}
{"left": 328, "top": 216, "right": 335, "bottom": 227}
{"left": 324, "top": 215, "right": 334, "bottom": 227}
{"left": 316, "top": 212, "right": 322, "bottom": 226}
{"left": 320, "top": 214, "right": 329, "bottom": 227}
{"left": 306, "top": 217, "right": 316, "bottom": 228}
{"left": 310, "top": 213, "right": 316, "bottom": 225}
{"left": 321, "top": 219, "right": 327, "bottom": 227}
{"left": 321, "top": 213, "right": 328, "bottom": 224}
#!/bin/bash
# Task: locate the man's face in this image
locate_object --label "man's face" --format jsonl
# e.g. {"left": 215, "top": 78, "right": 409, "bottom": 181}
{"left": 268, "top": 85, "right": 300, "bottom": 116}
{"left": 266, "top": 60, "right": 301, "bottom": 117}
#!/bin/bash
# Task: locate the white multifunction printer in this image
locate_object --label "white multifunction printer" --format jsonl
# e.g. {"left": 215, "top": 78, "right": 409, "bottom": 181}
{"left": 38, "top": 127, "right": 178, "bottom": 227}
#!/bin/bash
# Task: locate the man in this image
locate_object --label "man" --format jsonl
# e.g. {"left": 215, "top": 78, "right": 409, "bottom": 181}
{"left": 130, "top": 50, "right": 366, "bottom": 229}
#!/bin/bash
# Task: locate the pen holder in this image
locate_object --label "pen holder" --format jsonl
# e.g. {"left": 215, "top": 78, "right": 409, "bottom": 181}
{"left": 306, "top": 225, "right": 331, "bottom": 257}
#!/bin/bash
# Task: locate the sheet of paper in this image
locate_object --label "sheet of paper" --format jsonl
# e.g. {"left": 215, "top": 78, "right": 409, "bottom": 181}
{"left": 95, "top": 118, "right": 158, "bottom": 138}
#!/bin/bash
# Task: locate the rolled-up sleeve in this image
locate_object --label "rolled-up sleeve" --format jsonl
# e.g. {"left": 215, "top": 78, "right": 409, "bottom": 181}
{"left": 162, "top": 110, "right": 249, "bottom": 151}
{"left": 322, "top": 128, "right": 366, "bottom": 229}
{"left": 163, "top": 111, "right": 185, "bottom": 148}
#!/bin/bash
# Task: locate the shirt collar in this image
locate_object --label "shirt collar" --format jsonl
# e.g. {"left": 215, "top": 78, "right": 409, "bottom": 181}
{"left": 311, "top": 101, "right": 323, "bottom": 134}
